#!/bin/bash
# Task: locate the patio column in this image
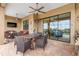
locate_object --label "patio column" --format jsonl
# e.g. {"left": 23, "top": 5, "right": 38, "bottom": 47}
{"left": 29, "top": 14, "right": 35, "bottom": 33}
{"left": 70, "top": 4, "right": 76, "bottom": 45}
{"left": 29, "top": 14, "right": 39, "bottom": 33}
{"left": 0, "top": 4, "right": 5, "bottom": 44}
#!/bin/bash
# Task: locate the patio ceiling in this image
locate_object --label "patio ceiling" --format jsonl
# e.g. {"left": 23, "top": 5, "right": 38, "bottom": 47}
{"left": 5, "top": 3, "right": 68, "bottom": 18}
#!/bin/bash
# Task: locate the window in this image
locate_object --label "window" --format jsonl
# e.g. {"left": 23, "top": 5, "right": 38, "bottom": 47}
{"left": 23, "top": 20, "right": 29, "bottom": 30}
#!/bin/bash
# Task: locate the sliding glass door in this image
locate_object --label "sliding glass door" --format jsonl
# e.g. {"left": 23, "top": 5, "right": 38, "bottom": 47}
{"left": 43, "top": 12, "right": 71, "bottom": 43}
{"left": 50, "top": 16, "right": 59, "bottom": 40}
{"left": 58, "top": 20, "right": 70, "bottom": 42}
{"left": 50, "top": 19, "right": 70, "bottom": 42}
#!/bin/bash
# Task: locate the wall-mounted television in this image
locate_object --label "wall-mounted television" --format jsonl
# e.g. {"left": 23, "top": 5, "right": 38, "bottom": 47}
{"left": 7, "top": 22, "right": 17, "bottom": 27}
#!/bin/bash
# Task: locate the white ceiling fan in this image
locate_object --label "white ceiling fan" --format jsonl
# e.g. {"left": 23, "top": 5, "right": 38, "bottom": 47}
{"left": 28, "top": 3, "right": 46, "bottom": 14}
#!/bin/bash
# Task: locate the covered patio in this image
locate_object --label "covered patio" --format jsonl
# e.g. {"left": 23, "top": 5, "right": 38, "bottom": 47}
{"left": 0, "top": 3, "right": 79, "bottom": 56}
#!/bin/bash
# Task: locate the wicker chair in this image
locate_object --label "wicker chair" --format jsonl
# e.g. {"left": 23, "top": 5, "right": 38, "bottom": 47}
{"left": 15, "top": 36, "right": 31, "bottom": 55}
{"left": 35, "top": 34, "right": 48, "bottom": 50}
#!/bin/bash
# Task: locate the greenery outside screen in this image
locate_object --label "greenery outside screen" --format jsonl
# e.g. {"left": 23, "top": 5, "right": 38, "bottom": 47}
{"left": 23, "top": 20, "right": 29, "bottom": 30}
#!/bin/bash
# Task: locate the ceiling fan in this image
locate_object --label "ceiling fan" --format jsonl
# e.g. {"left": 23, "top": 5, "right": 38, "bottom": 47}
{"left": 28, "top": 3, "right": 46, "bottom": 14}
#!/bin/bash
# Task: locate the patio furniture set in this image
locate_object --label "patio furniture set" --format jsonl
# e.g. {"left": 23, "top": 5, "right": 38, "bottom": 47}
{"left": 14, "top": 32, "right": 48, "bottom": 55}
{"left": 5, "top": 30, "right": 48, "bottom": 55}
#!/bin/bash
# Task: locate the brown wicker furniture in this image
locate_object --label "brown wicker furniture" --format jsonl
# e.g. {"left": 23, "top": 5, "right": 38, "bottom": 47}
{"left": 14, "top": 32, "right": 48, "bottom": 55}
{"left": 5, "top": 30, "right": 17, "bottom": 39}
{"left": 15, "top": 36, "right": 31, "bottom": 55}
{"left": 35, "top": 34, "right": 48, "bottom": 50}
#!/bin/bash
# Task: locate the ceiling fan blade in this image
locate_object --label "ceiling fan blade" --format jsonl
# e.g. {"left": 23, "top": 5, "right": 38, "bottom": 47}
{"left": 38, "top": 10, "right": 46, "bottom": 13}
{"left": 28, "top": 11, "right": 36, "bottom": 13}
{"left": 29, "top": 6, "right": 36, "bottom": 11}
{"left": 38, "top": 6, "right": 44, "bottom": 11}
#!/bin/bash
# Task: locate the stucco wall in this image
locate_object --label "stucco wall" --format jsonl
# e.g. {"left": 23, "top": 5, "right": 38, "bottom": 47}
{"left": 75, "top": 4, "right": 79, "bottom": 31}
{"left": 5, "top": 16, "right": 22, "bottom": 32}
{"left": 0, "top": 7, "right": 5, "bottom": 44}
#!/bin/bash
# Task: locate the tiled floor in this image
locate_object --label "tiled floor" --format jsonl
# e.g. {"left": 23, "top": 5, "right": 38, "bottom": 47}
{"left": 0, "top": 39, "right": 76, "bottom": 56}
